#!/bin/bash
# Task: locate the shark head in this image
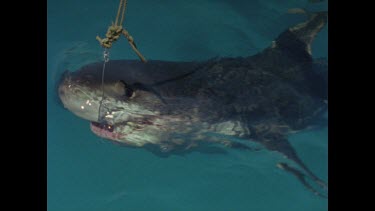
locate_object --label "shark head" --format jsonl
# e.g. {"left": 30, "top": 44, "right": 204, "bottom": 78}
{"left": 57, "top": 60, "right": 201, "bottom": 146}
{"left": 58, "top": 63, "right": 172, "bottom": 146}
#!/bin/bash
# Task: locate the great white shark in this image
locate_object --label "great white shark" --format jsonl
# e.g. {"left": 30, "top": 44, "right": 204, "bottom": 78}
{"left": 58, "top": 12, "right": 328, "bottom": 197}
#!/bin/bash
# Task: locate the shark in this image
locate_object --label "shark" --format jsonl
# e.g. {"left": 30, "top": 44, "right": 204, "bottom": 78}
{"left": 58, "top": 12, "right": 328, "bottom": 197}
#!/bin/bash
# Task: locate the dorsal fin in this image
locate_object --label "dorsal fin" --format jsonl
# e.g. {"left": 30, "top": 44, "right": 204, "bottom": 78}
{"left": 247, "top": 12, "right": 327, "bottom": 89}
{"left": 276, "top": 11, "right": 328, "bottom": 58}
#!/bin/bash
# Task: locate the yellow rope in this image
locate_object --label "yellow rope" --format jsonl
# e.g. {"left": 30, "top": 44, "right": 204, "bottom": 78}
{"left": 122, "top": 29, "right": 147, "bottom": 62}
{"left": 96, "top": 0, "right": 147, "bottom": 63}
{"left": 120, "top": 0, "right": 127, "bottom": 26}
{"left": 115, "top": 0, "right": 124, "bottom": 26}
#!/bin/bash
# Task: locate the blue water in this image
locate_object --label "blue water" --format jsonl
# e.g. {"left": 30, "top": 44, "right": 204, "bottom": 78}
{"left": 47, "top": 0, "right": 328, "bottom": 210}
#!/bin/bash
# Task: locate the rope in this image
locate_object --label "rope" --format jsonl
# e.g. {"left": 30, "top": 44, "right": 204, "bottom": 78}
{"left": 115, "top": 0, "right": 124, "bottom": 26}
{"left": 96, "top": 0, "right": 147, "bottom": 62}
{"left": 120, "top": 0, "right": 128, "bottom": 26}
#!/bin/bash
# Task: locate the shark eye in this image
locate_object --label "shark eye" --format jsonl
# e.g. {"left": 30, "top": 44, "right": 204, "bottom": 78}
{"left": 119, "top": 80, "right": 135, "bottom": 98}
{"left": 125, "top": 87, "right": 134, "bottom": 98}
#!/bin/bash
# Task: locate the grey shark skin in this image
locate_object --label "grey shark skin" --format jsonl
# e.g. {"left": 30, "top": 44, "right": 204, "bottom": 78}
{"left": 58, "top": 12, "right": 328, "bottom": 196}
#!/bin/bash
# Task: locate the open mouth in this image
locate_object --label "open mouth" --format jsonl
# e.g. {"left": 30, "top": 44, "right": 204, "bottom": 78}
{"left": 90, "top": 122, "right": 119, "bottom": 140}
{"left": 89, "top": 117, "right": 160, "bottom": 141}
{"left": 91, "top": 122, "right": 114, "bottom": 132}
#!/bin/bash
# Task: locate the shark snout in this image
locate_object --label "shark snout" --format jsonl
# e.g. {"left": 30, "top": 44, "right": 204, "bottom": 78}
{"left": 57, "top": 70, "right": 102, "bottom": 122}
{"left": 57, "top": 70, "right": 72, "bottom": 99}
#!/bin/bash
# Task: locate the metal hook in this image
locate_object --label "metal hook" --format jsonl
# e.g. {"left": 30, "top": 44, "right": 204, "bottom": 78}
{"left": 103, "top": 48, "right": 110, "bottom": 63}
